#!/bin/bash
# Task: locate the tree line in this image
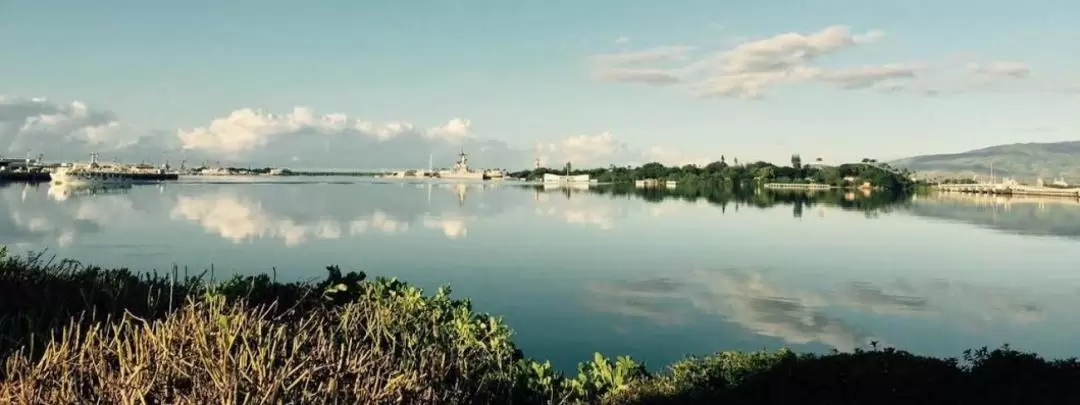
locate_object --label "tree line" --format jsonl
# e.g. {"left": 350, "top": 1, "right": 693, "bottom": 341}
{"left": 510, "top": 154, "right": 918, "bottom": 191}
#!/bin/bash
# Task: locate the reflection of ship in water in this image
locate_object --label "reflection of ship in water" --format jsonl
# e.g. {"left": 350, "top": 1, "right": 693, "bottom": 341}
{"left": 452, "top": 183, "right": 468, "bottom": 206}
{"left": 47, "top": 182, "right": 132, "bottom": 202}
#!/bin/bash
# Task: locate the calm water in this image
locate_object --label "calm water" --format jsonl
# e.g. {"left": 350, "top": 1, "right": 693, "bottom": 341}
{"left": 3, "top": 178, "right": 1080, "bottom": 370}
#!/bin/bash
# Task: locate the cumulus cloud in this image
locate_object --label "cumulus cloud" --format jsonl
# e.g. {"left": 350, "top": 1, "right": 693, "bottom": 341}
{"left": 535, "top": 132, "right": 626, "bottom": 167}
{"left": 168, "top": 106, "right": 528, "bottom": 169}
{"left": 645, "top": 146, "right": 711, "bottom": 167}
{"left": 0, "top": 96, "right": 147, "bottom": 159}
{"left": 530, "top": 132, "right": 713, "bottom": 169}
{"left": 425, "top": 118, "right": 473, "bottom": 141}
{"left": 1, "top": 96, "right": 700, "bottom": 170}
{"left": 177, "top": 107, "right": 476, "bottom": 157}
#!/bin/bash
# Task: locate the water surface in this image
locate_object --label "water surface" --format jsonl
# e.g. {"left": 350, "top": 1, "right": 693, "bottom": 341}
{"left": 3, "top": 178, "right": 1079, "bottom": 370}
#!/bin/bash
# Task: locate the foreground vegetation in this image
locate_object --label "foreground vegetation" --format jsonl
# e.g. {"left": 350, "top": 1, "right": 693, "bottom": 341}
{"left": 2, "top": 248, "right": 1078, "bottom": 404}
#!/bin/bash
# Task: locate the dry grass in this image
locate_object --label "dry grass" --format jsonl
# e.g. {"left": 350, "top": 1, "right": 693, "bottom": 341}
{"left": 0, "top": 247, "right": 522, "bottom": 404}
{"left": 3, "top": 247, "right": 1080, "bottom": 404}
{"left": 1, "top": 293, "right": 518, "bottom": 404}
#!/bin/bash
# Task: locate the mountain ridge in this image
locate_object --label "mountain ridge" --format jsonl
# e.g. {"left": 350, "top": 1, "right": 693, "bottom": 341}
{"left": 889, "top": 140, "right": 1080, "bottom": 181}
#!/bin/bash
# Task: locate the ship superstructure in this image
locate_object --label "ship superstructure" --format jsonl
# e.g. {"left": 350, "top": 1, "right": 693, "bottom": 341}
{"left": 437, "top": 149, "right": 486, "bottom": 180}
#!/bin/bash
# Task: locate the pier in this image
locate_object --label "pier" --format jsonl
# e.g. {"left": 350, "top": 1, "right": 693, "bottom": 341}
{"left": 0, "top": 171, "right": 180, "bottom": 184}
{"left": 0, "top": 171, "right": 51, "bottom": 183}
{"left": 763, "top": 183, "right": 836, "bottom": 190}
{"left": 935, "top": 183, "right": 1080, "bottom": 198}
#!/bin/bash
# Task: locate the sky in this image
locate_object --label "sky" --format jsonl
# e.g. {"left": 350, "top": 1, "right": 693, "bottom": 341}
{"left": 1, "top": 0, "right": 1078, "bottom": 170}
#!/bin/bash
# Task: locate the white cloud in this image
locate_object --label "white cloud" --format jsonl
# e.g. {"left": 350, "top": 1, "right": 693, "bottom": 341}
{"left": 0, "top": 96, "right": 144, "bottom": 159}
{"left": 587, "top": 46, "right": 695, "bottom": 87}
{"left": 171, "top": 106, "right": 521, "bottom": 168}
{"left": 534, "top": 132, "right": 631, "bottom": 167}
{"left": 531, "top": 132, "right": 715, "bottom": 168}
{"left": 425, "top": 118, "right": 473, "bottom": 141}
{"left": 176, "top": 106, "right": 448, "bottom": 155}
{"left": 590, "top": 67, "right": 682, "bottom": 85}
{"left": 0, "top": 97, "right": 705, "bottom": 170}
{"left": 589, "top": 45, "right": 695, "bottom": 65}
{"left": 587, "top": 25, "right": 1050, "bottom": 99}
{"left": 817, "top": 64, "right": 924, "bottom": 90}
{"left": 614, "top": 36, "right": 631, "bottom": 45}
{"left": 966, "top": 61, "right": 1030, "bottom": 79}
{"left": 692, "top": 25, "right": 890, "bottom": 98}
{"left": 645, "top": 146, "right": 711, "bottom": 167}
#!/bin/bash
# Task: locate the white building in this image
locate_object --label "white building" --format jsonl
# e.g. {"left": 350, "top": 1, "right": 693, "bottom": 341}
{"left": 543, "top": 173, "right": 590, "bottom": 183}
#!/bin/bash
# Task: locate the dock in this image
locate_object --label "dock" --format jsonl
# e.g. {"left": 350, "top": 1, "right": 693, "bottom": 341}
{"left": 763, "top": 183, "right": 836, "bottom": 190}
{"left": 935, "top": 183, "right": 1080, "bottom": 198}
{"left": 0, "top": 171, "right": 179, "bottom": 184}
{"left": 0, "top": 172, "right": 50, "bottom": 183}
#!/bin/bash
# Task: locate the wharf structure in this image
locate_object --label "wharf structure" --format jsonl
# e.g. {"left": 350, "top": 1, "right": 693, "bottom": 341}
{"left": 935, "top": 182, "right": 1080, "bottom": 198}
{"left": 0, "top": 153, "right": 179, "bottom": 183}
{"left": 762, "top": 183, "right": 835, "bottom": 190}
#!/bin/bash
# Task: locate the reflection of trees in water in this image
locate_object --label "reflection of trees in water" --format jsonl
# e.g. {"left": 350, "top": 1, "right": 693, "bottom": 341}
{"left": 581, "top": 184, "right": 913, "bottom": 217}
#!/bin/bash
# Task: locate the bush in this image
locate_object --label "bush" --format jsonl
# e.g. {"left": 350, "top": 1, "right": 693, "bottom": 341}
{"left": 2, "top": 250, "right": 1080, "bottom": 404}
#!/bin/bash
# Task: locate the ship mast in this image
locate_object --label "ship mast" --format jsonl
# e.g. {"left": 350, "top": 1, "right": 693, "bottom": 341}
{"left": 456, "top": 146, "right": 469, "bottom": 170}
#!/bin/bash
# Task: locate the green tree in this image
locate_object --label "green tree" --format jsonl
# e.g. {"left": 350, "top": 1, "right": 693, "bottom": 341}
{"left": 705, "top": 160, "right": 728, "bottom": 173}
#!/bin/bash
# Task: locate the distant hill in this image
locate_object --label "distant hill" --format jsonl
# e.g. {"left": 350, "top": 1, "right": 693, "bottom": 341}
{"left": 889, "top": 141, "right": 1080, "bottom": 182}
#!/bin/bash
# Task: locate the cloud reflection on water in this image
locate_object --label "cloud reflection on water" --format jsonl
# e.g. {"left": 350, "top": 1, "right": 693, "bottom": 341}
{"left": 587, "top": 268, "right": 1050, "bottom": 353}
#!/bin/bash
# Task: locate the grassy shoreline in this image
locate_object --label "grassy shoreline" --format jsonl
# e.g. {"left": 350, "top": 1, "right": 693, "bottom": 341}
{"left": 2, "top": 248, "right": 1078, "bottom": 404}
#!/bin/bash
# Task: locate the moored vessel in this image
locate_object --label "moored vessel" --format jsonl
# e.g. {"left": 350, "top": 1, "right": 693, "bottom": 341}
{"left": 437, "top": 149, "right": 487, "bottom": 180}
{"left": 49, "top": 153, "right": 177, "bottom": 187}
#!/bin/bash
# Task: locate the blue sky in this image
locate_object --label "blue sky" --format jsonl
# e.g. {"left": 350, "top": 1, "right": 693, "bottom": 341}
{"left": 1, "top": 0, "right": 1077, "bottom": 168}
